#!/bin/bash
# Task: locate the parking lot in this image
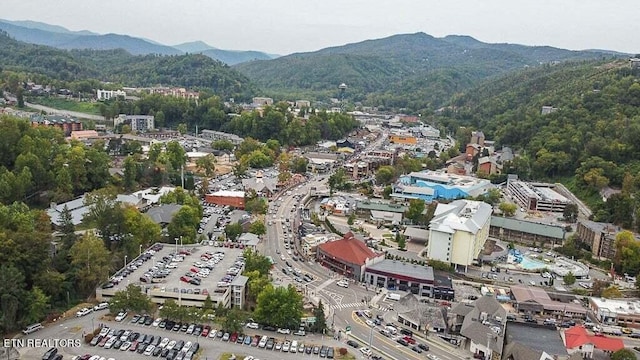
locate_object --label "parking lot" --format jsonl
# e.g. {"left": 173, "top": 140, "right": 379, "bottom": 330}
{"left": 99, "top": 243, "right": 246, "bottom": 305}
{"left": 52, "top": 316, "right": 340, "bottom": 360}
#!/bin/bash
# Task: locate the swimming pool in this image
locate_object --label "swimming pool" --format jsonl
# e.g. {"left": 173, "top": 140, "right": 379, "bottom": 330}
{"left": 519, "top": 256, "right": 547, "bottom": 270}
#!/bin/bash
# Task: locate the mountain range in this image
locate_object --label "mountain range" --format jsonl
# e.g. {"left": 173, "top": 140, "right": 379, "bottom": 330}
{"left": 0, "top": 19, "right": 275, "bottom": 65}
{"left": 234, "top": 32, "right": 624, "bottom": 110}
{"left": 0, "top": 18, "right": 630, "bottom": 111}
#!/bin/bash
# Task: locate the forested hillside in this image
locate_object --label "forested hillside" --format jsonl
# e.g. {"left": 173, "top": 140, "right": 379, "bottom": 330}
{"left": 236, "top": 32, "right": 619, "bottom": 111}
{"left": 436, "top": 60, "right": 640, "bottom": 229}
{"left": 0, "top": 32, "right": 257, "bottom": 100}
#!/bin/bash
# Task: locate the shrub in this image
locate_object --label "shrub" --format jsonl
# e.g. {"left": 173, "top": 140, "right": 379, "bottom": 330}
{"left": 339, "top": 348, "right": 348, "bottom": 355}
{"left": 84, "top": 333, "right": 94, "bottom": 343}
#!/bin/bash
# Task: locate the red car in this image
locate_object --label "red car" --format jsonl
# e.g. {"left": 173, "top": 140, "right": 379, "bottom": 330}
{"left": 190, "top": 268, "right": 199, "bottom": 273}
{"left": 202, "top": 325, "right": 210, "bottom": 337}
{"left": 180, "top": 276, "right": 190, "bottom": 283}
{"left": 129, "top": 341, "right": 139, "bottom": 351}
{"left": 230, "top": 332, "right": 238, "bottom": 343}
{"left": 403, "top": 336, "right": 416, "bottom": 345}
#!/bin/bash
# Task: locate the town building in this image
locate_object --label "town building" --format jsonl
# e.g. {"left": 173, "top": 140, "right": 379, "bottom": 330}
{"left": 364, "top": 260, "right": 435, "bottom": 297}
{"left": 589, "top": 297, "right": 640, "bottom": 328}
{"left": 47, "top": 193, "right": 145, "bottom": 226}
{"left": 199, "top": 129, "right": 244, "bottom": 144}
{"left": 31, "top": 115, "right": 82, "bottom": 136}
{"left": 252, "top": 97, "right": 273, "bottom": 106}
{"left": 393, "top": 170, "right": 492, "bottom": 202}
{"left": 96, "top": 89, "right": 126, "bottom": 101}
{"left": 316, "top": 232, "right": 384, "bottom": 281}
{"left": 502, "top": 322, "right": 570, "bottom": 360}
{"left": 146, "top": 204, "right": 182, "bottom": 227}
{"left": 562, "top": 326, "right": 624, "bottom": 359}
{"left": 427, "top": 200, "right": 492, "bottom": 269}
{"left": 149, "top": 87, "right": 199, "bottom": 100}
{"left": 451, "top": 295, "right": 506, "bottom": 360}
{"left": 301, "top": 233, "right": 336, "bottom": 258}
{"left": 230, "top": 275, "right": 248, "bottom": 309}
{"left": 510, "top": 285, "right": 587, "bottom": 318}
{"left": 355, "top": 200, "right": 407, "bottom": 217}
{"left": 295, "top": 100, "right": 310, "bottom": 108}
{"left": 205, "top": 190, "right": 245, "bottom": 209}
{"left": 114, "top": 114, "right": 155, "bottom": 132}
{"left": 489, "top": 216, "right": 566, "bottom": 247}
{"left": 242, "top": 172, "right": 278, "bottom": 198}
{"left": 506, "top": 179, "right": 571, "bottom": 213}
{"left": 394, "top": 294, "right": 448, "bottom": 333}
{"left": 388, "top": 132, "right": 417, "bottom": 145}
{"left": 575, "top": 220, "right": 619, "bottom": 260}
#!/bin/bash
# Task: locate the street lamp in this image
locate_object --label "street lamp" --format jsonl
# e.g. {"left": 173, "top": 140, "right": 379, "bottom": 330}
{"left": 139, "top": 244, "right": 142, "bottom": 256}
{"left": 175, "top": 238, "right": 179, "bottom": 255}
{"left": 124, "top": 255, "right": 127, "bottom": 269}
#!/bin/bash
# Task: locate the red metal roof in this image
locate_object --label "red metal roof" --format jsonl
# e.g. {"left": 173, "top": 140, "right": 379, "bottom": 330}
{"left": 318, "top": 232, "right": 380, "bottom": 265}
{"left": 564, "top": 326, "right": 624, "bottom": 352}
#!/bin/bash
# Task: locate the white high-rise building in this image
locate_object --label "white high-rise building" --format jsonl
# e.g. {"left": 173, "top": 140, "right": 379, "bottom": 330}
{"left": 427, "top": 200, "right": 492, "bottom": 270}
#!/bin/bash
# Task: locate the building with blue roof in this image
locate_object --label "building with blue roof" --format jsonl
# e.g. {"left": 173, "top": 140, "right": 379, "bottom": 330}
{"left": 392, "top": 170, "right": 493, "bottom": 202}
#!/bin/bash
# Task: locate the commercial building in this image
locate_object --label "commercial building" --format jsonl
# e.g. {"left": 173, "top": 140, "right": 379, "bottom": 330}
{"left": 427, "top": 200, "right": 492, "bottom": 269}
{"left": 394, "top": 171, "right": 493, "bottom": 202}
{"left": 388, "top": 133, "right": 417, "bottom": 145}
{"left": 205, "top": 190, "right": 245, "bottom": 209}
{"left": 364, "top": 260, "right": 435, "bottom": 297}
{"left": 242, "top": 172, "right": 278, "bottom": 198}
{"left": 562, "top": 326, "right": 624, "bottom": 359}
{"left": 510, "top": 285, "right": 587, "bottom": 318}
{"left": 575, "top": 220, "right": 619, "bottom": 260}
{"left": 506, "top": 179, "right": 571, "bottom": 213}
{"left": 489, "top": 216, "right": 566, "bottom": 247}
{"left": 316, "top": 232, "right": 384, "bottom": 281}
{"left": 114, "top": 114, "right": 155, "bottom": 132}
{"left": 589, "top": 297, "right": 640, "bottom": 328}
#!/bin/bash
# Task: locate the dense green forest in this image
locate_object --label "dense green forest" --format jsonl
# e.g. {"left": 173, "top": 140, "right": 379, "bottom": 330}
{"left": 236, "top": 32, "right": 618, "bottom": 112}
{"left": 0, "top": 31, "right": 256, "bottom": 100}
{"left": 435, "top": 59, "right": 640, "bottom": 229}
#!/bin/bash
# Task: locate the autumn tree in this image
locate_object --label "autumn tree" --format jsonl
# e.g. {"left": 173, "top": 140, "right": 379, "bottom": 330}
{"left": 69, "top": 232, "right": 111, "bottom": 296}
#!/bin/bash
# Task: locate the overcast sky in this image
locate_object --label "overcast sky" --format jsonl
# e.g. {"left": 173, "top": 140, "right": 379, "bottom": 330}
{"left": 2, "top": 0, "right": 638, "bottom": 55}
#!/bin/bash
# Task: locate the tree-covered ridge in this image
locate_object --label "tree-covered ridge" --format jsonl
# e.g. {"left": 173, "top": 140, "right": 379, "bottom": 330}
{"left": 437, "top": 59, "right": 640, "bottom": 228}
{"left": 0, "top": 31, "right": 257, "bottom": 100}
{"left": 236, "top": 32, "right": 619, "bottom": 111}
{"left": 223, "top": 104, "right": 360, "bottom": 146}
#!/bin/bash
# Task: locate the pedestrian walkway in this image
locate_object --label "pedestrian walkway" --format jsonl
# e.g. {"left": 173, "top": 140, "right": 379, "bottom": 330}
{"left": 327, "top": 302, "right": 367, "bottom": 310}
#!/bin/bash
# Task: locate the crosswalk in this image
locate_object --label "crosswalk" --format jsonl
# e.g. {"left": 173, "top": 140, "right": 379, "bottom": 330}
{"left": 327, "top": 302, "right": 365, "bottom": 310}
{"left": 327, "top": 302, "right": 394, "bottom": 312}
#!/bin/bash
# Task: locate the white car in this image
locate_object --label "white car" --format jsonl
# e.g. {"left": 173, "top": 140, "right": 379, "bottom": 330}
{"left": 277, "top": 328, "right": 291, "bottom": 334}
{"left": 76, "top": 307, "right": 93, "bottom": 317}
{"left": 93, "top": 302, "right": 109, "bottom": 311}
{"left": 337, "top": 281, "right": 349, "bottom": 288}
{"left": 360, "top": 347, "right": 372, "bottom": 356}
{"left": 152, "top": 318, "right": 162, "bottom": 326}
{"left": 115, "top": 311, "right": 128, "bottom": 322}
{"left": 166, "top": 340, "right": 177, "bottom": 350}
{"left": 246, "top": 322, "right": 260, "bottom": 329}
{"left": 158, "top": 337, "right": 170, "bottom": 348}
{"left": 365, "top": 319, "right": 375, "bottom": 327}
{"left": 144, "top": 345, "right": 155, "bottom": 356}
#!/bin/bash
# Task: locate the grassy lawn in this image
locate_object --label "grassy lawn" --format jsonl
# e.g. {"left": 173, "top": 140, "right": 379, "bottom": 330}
{"left": 28, "top": 96, "right": 102, "bottom": 115}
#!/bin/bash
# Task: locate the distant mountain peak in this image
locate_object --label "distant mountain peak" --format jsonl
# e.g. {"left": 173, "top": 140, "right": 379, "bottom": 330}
{"left": 173, "top": 40, "right": 217, "bottom": 53}
{"left": 0, "top": 18, "right": 96, "bottom": 36}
